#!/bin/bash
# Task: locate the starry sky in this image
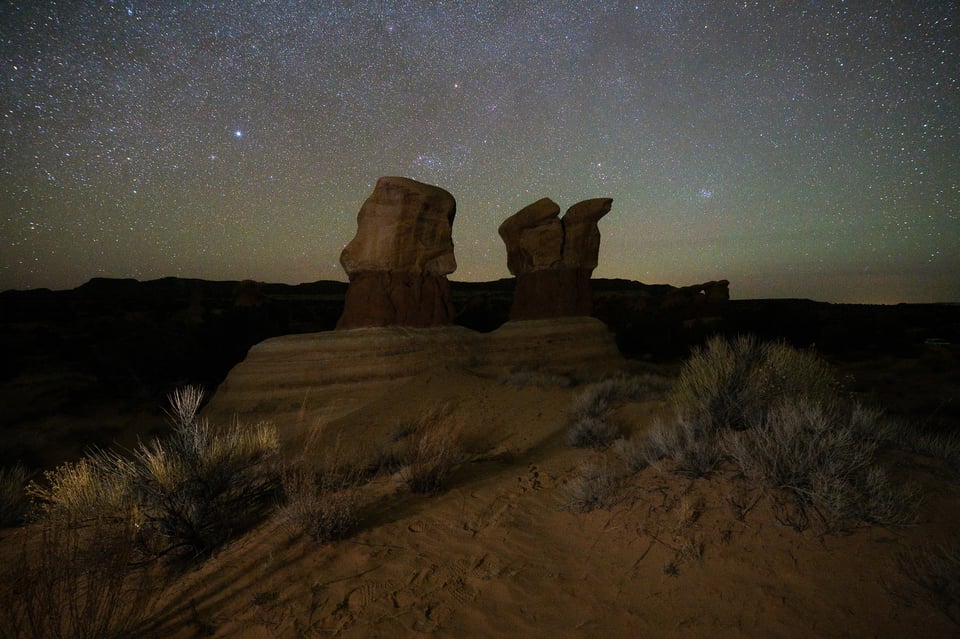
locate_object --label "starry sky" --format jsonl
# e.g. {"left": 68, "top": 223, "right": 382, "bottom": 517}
{"left": 2, "top": 1, "right": 958, "bottom": 303}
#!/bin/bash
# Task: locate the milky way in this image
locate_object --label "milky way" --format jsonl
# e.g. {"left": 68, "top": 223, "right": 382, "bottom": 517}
{"left": 2, "top": 1, "right": 958, "bottom": 302}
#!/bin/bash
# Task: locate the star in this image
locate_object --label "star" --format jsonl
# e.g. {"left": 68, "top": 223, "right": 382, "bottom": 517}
{"left": 0, "top": 1, "right": 955, "bottom": 303}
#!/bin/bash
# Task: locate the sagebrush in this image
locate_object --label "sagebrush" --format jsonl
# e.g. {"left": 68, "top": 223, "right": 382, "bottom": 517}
{"left": 631, "top": 335, "right": 918, "bottom": 529}
{"left": 898, "top": 543, "right": 960, "bottom": 624}
{"left": 561, "top": 459, "right": 621, "bottom": 513}
{"left": 278, "top": 435, "right": 362, "bottom": 543}
{"left": 669, "top": 334, "right": 839, "bottom": 432}
{"left": 0, "top": 515, "right": 159, "bottom": 639}
{"left": 399, "top": 405, "right": 463, "bottom": 494}
{"left": 0, "top": 463, "right": 32, "bottom": 527}
{"left": 28, "top": 386, "right": 281, "bottom": 560}
{"left": 568, "top": 374, "right": 669, "bottom": 448}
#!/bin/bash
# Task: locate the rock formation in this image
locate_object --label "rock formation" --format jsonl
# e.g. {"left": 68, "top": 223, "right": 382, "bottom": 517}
{"left": 205, "top": 317, "right": 625, "bottom": 433}
{"left": 498, "top": 197, "right": 612, "bottom": 320}
{"left": 664, "top": 279, "right": 731, "bottom": 310}
{"left": 337, "top": 177, "right": 457, "bottom": 329}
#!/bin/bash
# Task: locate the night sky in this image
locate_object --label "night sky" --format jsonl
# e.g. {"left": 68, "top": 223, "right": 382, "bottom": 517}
{"left": 2, "top": 2, "right": 958, "bottom": 303}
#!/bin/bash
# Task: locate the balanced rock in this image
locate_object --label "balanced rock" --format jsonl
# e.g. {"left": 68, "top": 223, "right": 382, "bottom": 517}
{"left": 498, "top": 197, "right": 612, "bottom": 320}
{"left": 498, "top": 198, "right": 564, "bottom": 274}
{"left": 337, "top": 177, "right": 457, "bottom": 329}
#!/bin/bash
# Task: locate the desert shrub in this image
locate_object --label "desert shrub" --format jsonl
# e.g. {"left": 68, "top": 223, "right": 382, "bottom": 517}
{"left": 498, "top": 369, "right": 574, "bottom": 388}
{"left": 126, "top": 387, "right": 281, "bottom": 558}
{"left": 28, "top": 386, "right": 281, "bottom": 560}
{"left": 278, "top": 464, "right": 359, "bottom": 544}
{"left": 278, "top": 435, "right": 362, "bottom": 543}
{"left": 0, "top": 463, "right": 33, "bottom": 527}
{"left": 27, "top": 454, "right": 135, "bottom": 526}
{"left": 670, "top": 334, "right": 838, "bottom": 431}
{"left": 722, "top": 399, "right": 869, "bottom": 493}
{"left": 561, "top": 459, "right": 621, "bottom": 513}
{"left": 0, "top": 515, "right": 158, "bottom": 639}
{"left": 568, "top": 374, "right": 665, "bottom": 448}
{"left": 568, "top": 411, "right": 621, "bottom": 449}
{"left": 640, "top": 336, "right": 917, "bottom": 529}
{"left": 870, "top": 417, "right": 960, "bottom": 470}
{"left": 898, "top": 543, "right": 960, "bottom": 624}
{"left": 667, "top": 334, "right": 764, "bottom": 431}
{"left": 722, "top": 398, "right": 917, "bottom": 528}
{"left": 399, "top": 405, "right": 463, "bottom": 494}
{"left": 642, "top": 414, "right": 723, "bottom": 478}
{"left": 613, "top": 436, "right": 654, "bottom": 473}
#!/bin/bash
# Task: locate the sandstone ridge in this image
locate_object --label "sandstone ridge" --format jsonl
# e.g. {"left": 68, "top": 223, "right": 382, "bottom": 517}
{"left": 205, "top": 317, "right": 624, "bottom": 436}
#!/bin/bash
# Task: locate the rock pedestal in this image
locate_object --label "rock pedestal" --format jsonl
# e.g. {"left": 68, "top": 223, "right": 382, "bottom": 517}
{"left": 498, "top": 197, "right": 612, "bottom": 320}
{"left": 337, "top": 177, "right": 457, "bottom": 329}
{"left": 206, "top": 317, "right": 626, "bottom": 434}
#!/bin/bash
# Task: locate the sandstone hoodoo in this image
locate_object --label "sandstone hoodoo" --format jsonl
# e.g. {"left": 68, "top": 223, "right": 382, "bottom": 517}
{"left": 337, "top": 176, "right": 457, "bottom": 329}
{"left": 499, "top": 197, "right": 612, "bottom": 320}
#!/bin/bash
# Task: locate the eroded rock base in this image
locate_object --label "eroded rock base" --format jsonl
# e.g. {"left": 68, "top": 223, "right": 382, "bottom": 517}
{"left": 336, "top": 272, "right": 454, "bottom": 329}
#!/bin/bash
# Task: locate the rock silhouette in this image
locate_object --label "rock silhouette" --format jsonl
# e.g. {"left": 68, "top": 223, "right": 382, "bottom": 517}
{"left": 665, "top": 279, "right": 731, "bottom": 310}
{"left": 337, "top": 176, "right": 457, "bottom": 329}
{"left": 499, "top": 197, "right": 612, "bottom": 320}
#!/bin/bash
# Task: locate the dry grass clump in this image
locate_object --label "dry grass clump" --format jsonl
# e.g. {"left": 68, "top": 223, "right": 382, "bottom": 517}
{"left": 278, "top": 435, "right": 363, "bottom": 544}
{"left": 28, "top": 386, "right": 281, "bottom": 561}
{"left": 28, "top": 454, "right": 134, "bottom": 526}
{"left": 498, "top": 369, "right": 575, "bottom": 388}
{"left": 898, "top": 544, "right": 960, "bottom": 624}
{"left": 561, "top": 459, "right": 621, "bottom": 513}
{"left": 639, "top": 414, "right": 723, "bottom": 478}
{"left": 3, "top": 387, "right": 280, "bottom": 637}
{"left": 0, "top": 463, "right": 33, "bottom": 527}
{"left": 398, "top": 405, "right": 464, "bottom": 494}
{"left": 670, "top": 334, "right": 838, "bottom": 431}
{"left": 278, "top": 464, "right": 360, "bottom": 544}
{"left": 631, "top": 335, "right": 918, "bottom": 530}
{"left": 613, "top": 436, "right": 655, "bottom": 473}
{"left": 723, "top": 399, "right": 918, "bottom": 529}
{"left": 0, "top": 515, "right": 159, "bottom": 639}
{"left": 567, "top": 409, "right": 621, "bottom": 449}
{"left": 568, "top": 374, "right": 668, "bottom": 449}
{"left": 871, "top": 417, "right": 960, "bottom": 469}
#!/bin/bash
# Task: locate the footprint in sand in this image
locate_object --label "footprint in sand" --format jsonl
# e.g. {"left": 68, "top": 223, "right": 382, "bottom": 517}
{"left": 408, "top": 520, "right": 428, "bottom": 533}
{"left": 343, "top": 580, "right": 397, "bottom": 611}
{"left": 520, "top": 464, "right": 545, "bottom": 491}
{"left": 410, "top": 562, "right": 479, "bottom": 606}
{"left": 467, "top": 493, "right": 515, "bottom": 535}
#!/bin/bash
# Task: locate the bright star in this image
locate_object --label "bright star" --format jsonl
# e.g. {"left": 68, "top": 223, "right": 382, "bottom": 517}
{"left": 234, "top": 129, "right": 243, "bottom": 138}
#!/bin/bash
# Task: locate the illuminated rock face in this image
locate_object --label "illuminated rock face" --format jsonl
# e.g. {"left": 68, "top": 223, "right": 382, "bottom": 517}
{"left": 498, "top": 197, "right": 612, "bottom": 321}
{"left": 207, "top": 317, "right": 626, "bottom": 433}
{"left": 337, "top": 176, "right": 457, "bottom": 329}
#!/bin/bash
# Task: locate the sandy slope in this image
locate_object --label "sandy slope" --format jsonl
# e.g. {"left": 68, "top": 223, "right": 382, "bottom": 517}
{"left": 134, "top": 366, "right": 959, "bottom": 638}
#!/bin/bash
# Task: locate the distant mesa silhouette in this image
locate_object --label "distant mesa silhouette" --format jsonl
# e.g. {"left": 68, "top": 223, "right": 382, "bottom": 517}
{"left": 337, "top": 176, "right": 457, "bottom": 329}
{"left": 665, "top": 279, "right": 731, "bottom": 309}
{"left": 499, "top": 197, "right": 612, "bottom": 321}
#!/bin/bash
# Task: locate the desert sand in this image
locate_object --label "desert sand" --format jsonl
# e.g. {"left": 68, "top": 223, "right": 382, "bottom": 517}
{"left": 120, "top": 334, "right": 958, "bottom": 638}
{"left": 2, "top": 283, "right": 958, "bottom": 638}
